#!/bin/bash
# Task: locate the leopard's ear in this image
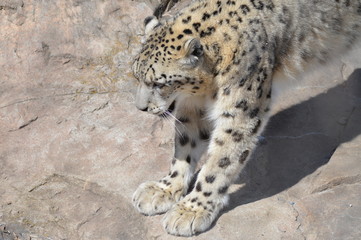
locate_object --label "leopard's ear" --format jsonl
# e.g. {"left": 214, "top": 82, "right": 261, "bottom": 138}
{"left": 180, "top": 38, "right": 204, "bottom": 68}
{"left": 144, "top": 16, "right": 160, "bottom": 36}
{"left": 184, "top": 38, "right": 203, "bottom": 57}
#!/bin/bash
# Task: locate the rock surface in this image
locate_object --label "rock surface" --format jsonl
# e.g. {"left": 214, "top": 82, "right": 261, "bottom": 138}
{"left": 0, "top": 0, "right": 361, "bottom": 239}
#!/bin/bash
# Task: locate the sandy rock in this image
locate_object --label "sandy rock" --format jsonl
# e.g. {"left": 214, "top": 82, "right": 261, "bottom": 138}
{"left": 0, "top": 0, "right": 361, "bottom": 239}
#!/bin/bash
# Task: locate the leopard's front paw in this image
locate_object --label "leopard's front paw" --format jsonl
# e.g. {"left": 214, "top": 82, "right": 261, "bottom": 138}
{"left": 132, "top": 180, "right": 185, "bottom": 216}
{"left": 163, "top": 195, "right": 225, "bottom": 236}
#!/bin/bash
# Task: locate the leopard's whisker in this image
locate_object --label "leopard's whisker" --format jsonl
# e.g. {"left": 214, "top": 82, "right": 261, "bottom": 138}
{"left": 164, "top": 112, "right": 183, "bottom": 136}
{"left": 166, "top": 111, "right": 186, "bottom": 128}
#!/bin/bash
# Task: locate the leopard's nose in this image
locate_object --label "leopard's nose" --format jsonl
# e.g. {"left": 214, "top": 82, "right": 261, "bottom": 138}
{"left": 135, "top": 84, "right": 150, "bottom": 112}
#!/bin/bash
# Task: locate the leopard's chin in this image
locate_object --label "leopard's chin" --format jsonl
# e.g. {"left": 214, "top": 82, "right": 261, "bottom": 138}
{"left": 159, "top": 100, "right": 176, "bottom": 118}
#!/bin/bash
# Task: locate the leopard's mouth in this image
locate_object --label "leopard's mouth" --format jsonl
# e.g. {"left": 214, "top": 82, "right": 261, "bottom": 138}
{"left": 167, "top": 100, "right": 176, "bottom": 113}
{"left": 159, "top": 100, "right": 176, "bottom": 118}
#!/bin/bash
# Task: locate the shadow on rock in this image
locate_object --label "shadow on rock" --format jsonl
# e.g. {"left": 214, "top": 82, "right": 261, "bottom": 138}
{"left": 224, "top": 69, "right": 361, "bottom": 210}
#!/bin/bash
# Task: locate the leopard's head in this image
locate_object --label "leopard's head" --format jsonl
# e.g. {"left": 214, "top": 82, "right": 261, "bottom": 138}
{"left": 132, "top": 17, "right": 214, "bottom": 116}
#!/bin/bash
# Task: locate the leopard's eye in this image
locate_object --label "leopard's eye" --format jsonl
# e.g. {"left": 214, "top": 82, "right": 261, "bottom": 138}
{"left": 153, "top": 82, "right": 166, "bottom": 89}
{"left": 132, "top": 72, "right": 140, "bottom": 82}
{"left": 134, "top": 75, "right": 140, "bottom": 82}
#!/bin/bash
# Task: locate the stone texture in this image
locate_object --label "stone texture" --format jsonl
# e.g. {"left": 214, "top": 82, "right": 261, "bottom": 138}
{"left": 0, "top": 0, "right": 361, "bottom": 239}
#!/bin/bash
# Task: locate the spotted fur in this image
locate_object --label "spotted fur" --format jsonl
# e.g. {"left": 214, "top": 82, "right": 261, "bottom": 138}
{"left": 132, "top": 0, "right": 361, "bottom": 236}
